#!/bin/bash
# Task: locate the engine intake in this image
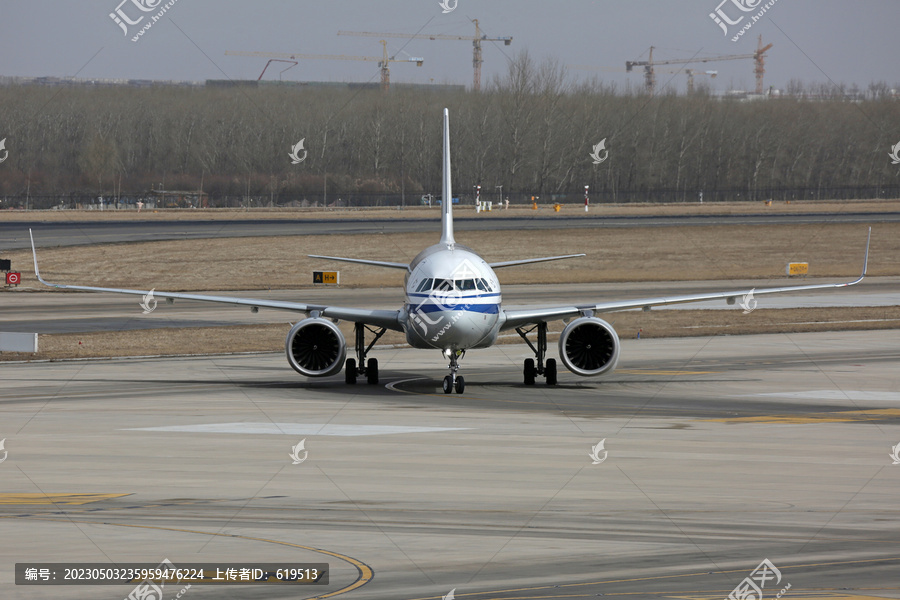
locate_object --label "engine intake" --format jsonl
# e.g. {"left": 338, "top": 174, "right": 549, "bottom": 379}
{"left": 285, "top": 318, "right": 346, "bottom": 377}
{"left": 559, "top": 317, "right": 620, "bottom": 377}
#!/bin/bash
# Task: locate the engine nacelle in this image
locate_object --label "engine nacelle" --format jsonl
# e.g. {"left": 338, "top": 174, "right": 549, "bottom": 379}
{"left": 558, "top": 317, "right": 620, "bottom": 377}
{"left": 285, "top": 318, "right": 346, "bottom": 377}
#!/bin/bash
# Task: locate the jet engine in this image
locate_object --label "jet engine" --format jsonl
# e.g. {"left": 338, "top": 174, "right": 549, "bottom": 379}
{"left": 285, "top": 318, "right": 346, "bottom": 377}
{"left": 558, "top": 317, "right": 620, "bottom": 376}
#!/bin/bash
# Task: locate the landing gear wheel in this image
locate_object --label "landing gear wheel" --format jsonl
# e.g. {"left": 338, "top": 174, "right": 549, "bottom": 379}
{"left": 345, "top": 358, "right": 357, "bottom": 384}
{"left": 545, "top": 358, "right": 557, "bottom": 386}
{"left": 366, "top": 358, "right": 379, "bottom": 384}
{"left": 524, "top": 358, "right": 536, "bottom": 386}
{"left": 455, "top": 376, "right": 465, "bottom": 394}
{"left": 442, "top": 375, "right": 453, "bottom": 394}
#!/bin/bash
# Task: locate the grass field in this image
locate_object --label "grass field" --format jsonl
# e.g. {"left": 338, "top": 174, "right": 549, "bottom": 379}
{"left": 7, "top": 222, "right": 893, "bottom": 292}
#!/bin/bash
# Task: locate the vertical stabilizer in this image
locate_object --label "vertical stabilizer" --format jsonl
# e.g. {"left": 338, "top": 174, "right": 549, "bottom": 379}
{"left": 440, "top": 108, "right": 455, "bottom": 246}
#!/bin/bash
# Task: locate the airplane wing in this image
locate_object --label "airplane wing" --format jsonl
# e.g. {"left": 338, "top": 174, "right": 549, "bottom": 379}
{"left": 489, "top": 254, "right": 586, "bottom": 269}
{"left": 30, "top": 231, "right": 403, "bottom": 331}
{"left": 308, "top": 255, "right": 409, "bottom": 269}
{"left": 501, "top": 228, "right": 870, "bottom": 331}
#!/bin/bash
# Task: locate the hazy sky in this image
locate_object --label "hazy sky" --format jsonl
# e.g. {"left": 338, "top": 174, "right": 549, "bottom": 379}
{"left": 2, "top": 1, "right": 898, "bottom": 93}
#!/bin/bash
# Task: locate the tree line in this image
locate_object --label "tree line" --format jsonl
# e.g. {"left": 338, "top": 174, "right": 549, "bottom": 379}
{"left": 1, "top": 52, "right": 898, "bottom": 207}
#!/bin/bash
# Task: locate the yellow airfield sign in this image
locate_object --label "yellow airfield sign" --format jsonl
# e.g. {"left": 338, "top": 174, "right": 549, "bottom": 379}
{"left": 786, "top": 262, "right": 809, "bottom": 276}
{"left": 313, "top": 271, "right": 340, "bottom": 285}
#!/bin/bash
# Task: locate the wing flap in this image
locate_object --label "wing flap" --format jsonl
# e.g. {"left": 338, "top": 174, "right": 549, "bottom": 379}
{"left": 308, "top": 254, "right": 409, "bottom": 270}
{"left": 489, "top": 254, "right": 585, "bottom": 269}
{"left": 502, "top": 228, "right": 870, "bottom": 330}
{"left": 30, "top": 230, "right": 403, "bottom": 331}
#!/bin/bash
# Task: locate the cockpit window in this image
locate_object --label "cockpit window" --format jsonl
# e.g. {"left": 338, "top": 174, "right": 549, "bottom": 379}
{"left": 426, "top": 278, "right": 490, "bottom": 292}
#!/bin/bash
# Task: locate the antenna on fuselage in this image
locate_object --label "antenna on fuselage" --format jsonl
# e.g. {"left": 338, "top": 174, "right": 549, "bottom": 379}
{"left": 440, "top": 107, "right": 455, "bottom": 248}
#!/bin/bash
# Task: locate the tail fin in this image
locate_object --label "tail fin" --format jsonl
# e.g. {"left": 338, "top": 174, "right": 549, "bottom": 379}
{"left": 440, "top": 107, "right": 455, "bottom": 247}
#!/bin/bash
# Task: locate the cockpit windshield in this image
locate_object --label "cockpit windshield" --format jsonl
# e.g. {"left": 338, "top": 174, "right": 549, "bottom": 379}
{"left": 415, "top": 277, "right": 494, "bottom": 293}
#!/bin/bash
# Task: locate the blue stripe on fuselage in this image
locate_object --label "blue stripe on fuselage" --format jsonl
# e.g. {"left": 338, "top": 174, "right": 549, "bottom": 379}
{"left": 412, "top": 303, "right": 500, "bottom": 314}
{"left": 407, "top": 292, "right": 500, "bottom": 299}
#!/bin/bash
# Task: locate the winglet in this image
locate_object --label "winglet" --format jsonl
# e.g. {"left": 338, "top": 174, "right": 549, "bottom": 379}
{"left": 29, "top": 229, "right": 51, "bottom": 287}
{"left": 440, "top": 108, "right": 455, "bottom": 247}
{"left": 845, "top": 226, "right": 871, "bottom": 287}
{"left": 862, "top": 226, "right": 871, "bottom": 278}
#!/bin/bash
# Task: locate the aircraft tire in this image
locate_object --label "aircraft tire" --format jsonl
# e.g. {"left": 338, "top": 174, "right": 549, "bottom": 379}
{"left": 345, "top": 358, "right": 357, "bottom": 384}
{"left": 442, "top": 375, "right": 453, "bottom": 394}
{"left": 545, "top": 358, "right": 557, "bottom": 385}
{"left": 524, "top": 359, "right": 536, "bottom": 385}
{"left": 366, "top": 358, "right": 379, "bottom": 384}
{"left": 455, "top": 376, "right": 465, "bottom": 394}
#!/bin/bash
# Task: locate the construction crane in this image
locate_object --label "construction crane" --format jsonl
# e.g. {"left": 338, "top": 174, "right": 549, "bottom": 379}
{"left": 225, "top": 41, "right": 423, "bottom": 91}
{"left": 682, "top": 69, "right": 718, "bottom": 93}
{"left": 338, "top": 19, "right": 512, "bottom": 91}
{"left": 570, "top": 65, "right": 717, "bottom": 93}
{"left": 626, "top": 36, "right": 773, "bottom": 95}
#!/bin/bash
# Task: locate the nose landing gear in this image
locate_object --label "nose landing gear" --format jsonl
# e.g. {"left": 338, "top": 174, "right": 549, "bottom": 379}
{"left": 442, "top": 349, "right": 466, "bottom": 394}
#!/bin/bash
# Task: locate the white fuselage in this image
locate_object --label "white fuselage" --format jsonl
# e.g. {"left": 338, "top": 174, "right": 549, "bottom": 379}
{"left": 402, "top": 243, "right": 502, "bottom": 351}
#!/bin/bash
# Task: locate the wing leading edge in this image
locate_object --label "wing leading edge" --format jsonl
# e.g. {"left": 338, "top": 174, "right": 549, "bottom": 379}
{"left": 29, "top": 230, "right": 402, "bottom": 331}
{"left": 501, "top": 228, "right": 871, "bottom": 331}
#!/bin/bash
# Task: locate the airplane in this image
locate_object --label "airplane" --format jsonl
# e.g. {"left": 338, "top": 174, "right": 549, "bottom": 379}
{"left": 30, "top": 109, "right": 870, "bottom": 394}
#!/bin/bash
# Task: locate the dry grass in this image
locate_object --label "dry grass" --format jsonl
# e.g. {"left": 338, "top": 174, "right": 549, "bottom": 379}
{"left": 6, "top": 306, "right": 898, "bottom": 362}
{"left": 6, "top": 222, "right": 894, "bottom": 293}
{"left": 2, "top": 199, "right": 898, "bottom": 221}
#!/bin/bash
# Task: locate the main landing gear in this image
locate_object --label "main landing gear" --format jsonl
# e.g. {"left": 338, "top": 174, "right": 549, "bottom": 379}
{"left": 442, "top": 349, "right": 466, "bottom": 394}
{"left": 345, "top": 323, "right": 386, "bottom": 385}
{"left": 515, "top": 322, "right": 557, "bottom": 386}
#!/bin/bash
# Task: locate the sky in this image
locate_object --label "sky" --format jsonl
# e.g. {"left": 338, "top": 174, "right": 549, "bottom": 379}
{"left": 1, "top": 0, "right": 898, "bottom": 93}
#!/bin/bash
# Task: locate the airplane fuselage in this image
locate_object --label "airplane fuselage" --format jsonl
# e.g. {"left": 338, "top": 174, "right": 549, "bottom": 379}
{"left": 402, "top": 243, "right": 502, "bottom": 351}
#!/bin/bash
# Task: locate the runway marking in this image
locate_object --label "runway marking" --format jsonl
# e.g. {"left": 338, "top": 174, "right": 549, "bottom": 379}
{"left": 124, "top": 422, "right": 470, "bottom": 436}
{"left": 672, "top": 594, "right": 898, "bottom": 600}
{"left": 385, "top": 377, "right": 431, "bottom": 393}
{"left": 0, "top": 493, "right": 130, "bottom": 505}
{"left": 401, "top": 557, "right": 900, "bottom": 600}
{"left": 616, "top": 369, "right": 716, "bottom": 375}
{"left": 23, "top": 517, "right": 374, "bottom": 600}
{"left": 747, "top": 390, "right": 900, "bottom": 402}
{"left": 706, "top": 408, "right": 900, "bottom": 424}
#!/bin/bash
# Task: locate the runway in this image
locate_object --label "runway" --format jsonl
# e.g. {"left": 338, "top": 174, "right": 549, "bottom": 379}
{"left": 2, "top": 210, "right": 896, "bottom": 248}
{"left": 2, "top": 330, "right": 898, "bottom": 599}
